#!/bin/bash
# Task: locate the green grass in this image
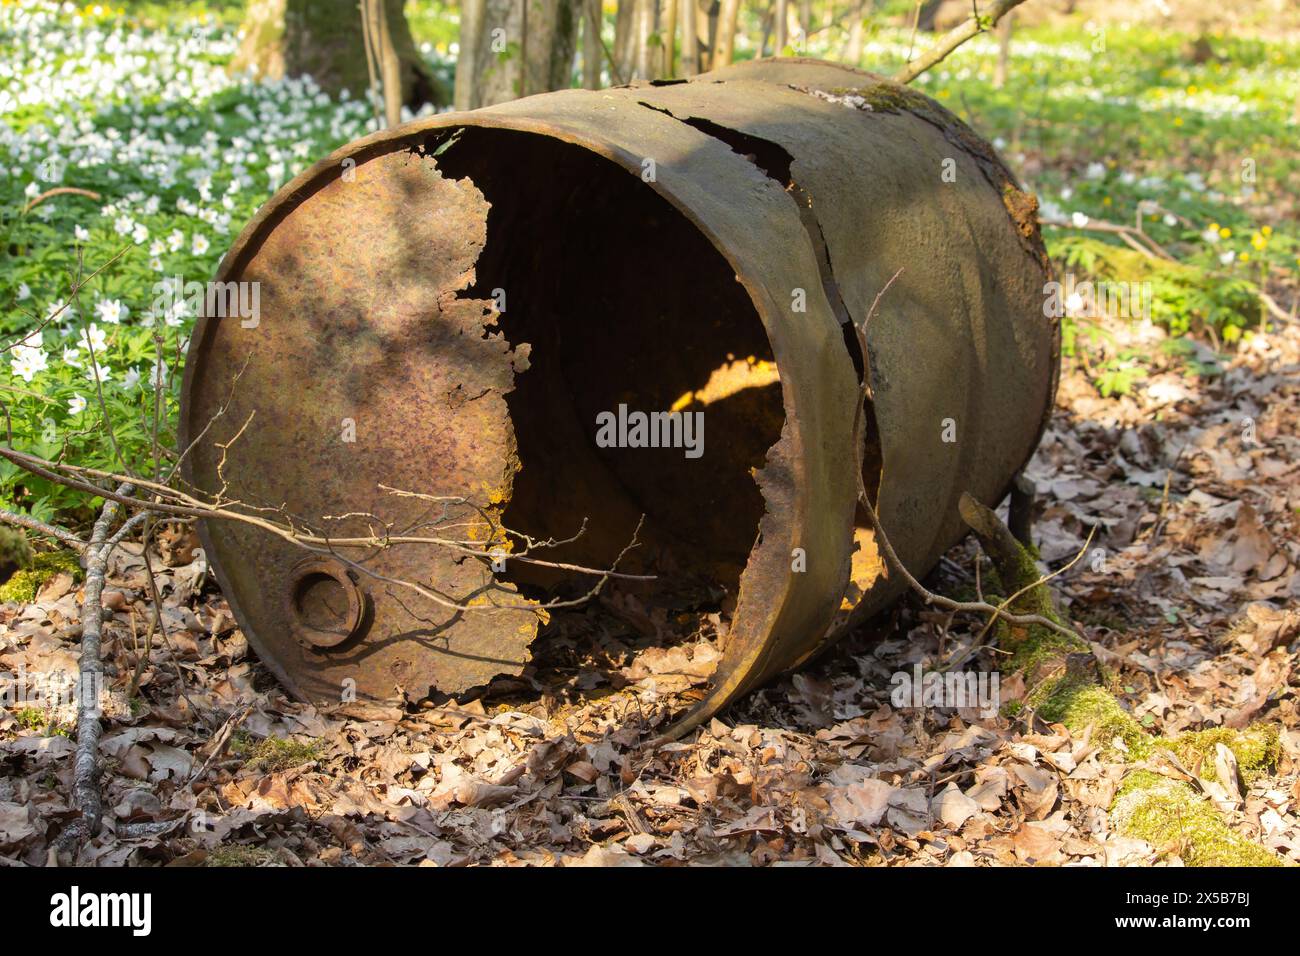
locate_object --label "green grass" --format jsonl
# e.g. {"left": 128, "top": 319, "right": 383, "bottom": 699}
{"left": 0, "top": 1, "right": 376, "bottom": 522}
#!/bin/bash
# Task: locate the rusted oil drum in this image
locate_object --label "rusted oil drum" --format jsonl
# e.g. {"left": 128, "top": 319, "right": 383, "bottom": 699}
{"left": 181, "top": 58, "right": 1057, "bottom": 738}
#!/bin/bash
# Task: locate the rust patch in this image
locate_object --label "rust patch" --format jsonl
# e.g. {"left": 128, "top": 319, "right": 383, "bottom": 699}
{"left": 182, "top": 147, "right": 543, "bottom": 704}
{"left": 1002, "top": 182, "right": 1046, "bottom": 263}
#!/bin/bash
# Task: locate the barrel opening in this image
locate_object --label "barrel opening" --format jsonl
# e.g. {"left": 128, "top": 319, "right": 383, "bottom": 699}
{"left": 431, "top": 127, "right": 788, "bottom": 613}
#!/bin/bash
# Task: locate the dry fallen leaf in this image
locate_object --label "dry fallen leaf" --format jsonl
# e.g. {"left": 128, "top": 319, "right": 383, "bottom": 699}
{"left": 932, "top": 783, "right": 981, "bottom": 830}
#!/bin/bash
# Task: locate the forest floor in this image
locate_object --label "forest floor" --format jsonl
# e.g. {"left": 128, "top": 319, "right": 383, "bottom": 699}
{"left": 2, "top": 319, "right": 1298, "bottom": 867}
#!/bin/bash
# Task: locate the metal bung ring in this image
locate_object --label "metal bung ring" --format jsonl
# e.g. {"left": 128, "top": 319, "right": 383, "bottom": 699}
{"left": 285, "top": 557, "right": 367, "bottom": 650}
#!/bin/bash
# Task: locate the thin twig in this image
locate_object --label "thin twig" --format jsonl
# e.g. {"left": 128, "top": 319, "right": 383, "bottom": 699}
{"left": 1039, "top": 215, "right": 1176, "bottom": 261}
{"left": 0, "top": 444, "right": 651, "bottom": 615}
{"left": 0, "top": 508, "right": 87, "bottom": 550}
{"left": 941, "top": 525, "right": 1095, "bottom": 671}
{"left": 0, "top": 245, "right": 129, "bottom": 353}
{"left": 859, "top": 494, "right": 1082, "bottom": 642}
{"left": 187, "top": 703, "right": 254, "bottom": 783}
{"left": 894, "top": 0, "right": 1031, "bottom": 85}
{"left": 21, "top": 186, "right": 101, "bottom": 215}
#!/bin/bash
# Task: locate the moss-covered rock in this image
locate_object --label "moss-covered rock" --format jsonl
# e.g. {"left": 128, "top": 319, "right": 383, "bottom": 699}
{"left": 1154, "top": 724, "right": 1280, "bottom": 783}
{"left": 1112, "top": 771, "right": 1281, "bottom": 867}
{"left": 0, "top": 550, "right": 82, "bottom": 604}
{"left": 1036, "top": 681, "right": 1147, "bottom": 755}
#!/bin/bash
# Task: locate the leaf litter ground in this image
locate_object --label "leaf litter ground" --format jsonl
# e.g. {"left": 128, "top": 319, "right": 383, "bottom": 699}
{"left": 2, "top": 320, "right": 1299, "bottom": 867}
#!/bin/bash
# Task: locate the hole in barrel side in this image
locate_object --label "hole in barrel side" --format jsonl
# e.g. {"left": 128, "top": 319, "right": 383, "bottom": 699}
{"left": 432, "top": 128, "right": 787, "bottom": 628}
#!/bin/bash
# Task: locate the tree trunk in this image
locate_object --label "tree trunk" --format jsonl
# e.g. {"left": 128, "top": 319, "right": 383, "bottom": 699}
{"left": 774, "top": 0, "right": 787, "bottom": 54}
{"left": 715, "top": 0, "right": 741, "bottom": 66}
{"left": 993, "top": 9, "right": 1013, "bottom": 89}
{"left": 661, "top": 0, "right": 677, "bottom": 77}
{"left": 233, "top": 0, "right": 444, "bottom": 109}
{"left": 525, "top": 0, "right": 579, "bottom": 96}
{"left": 614, "top": 0, "right": 636, "bottom": 80}
{"left": 845, "top": 0, "right": 866, "bottom": 65}
{"left": 680, "top": 0, "right": 699, "bottom": 74}
{"left": 583, "top": 0, "right": 603, "bottom": 88}
{"left": 455, "top": 0, "right": 487, "bottom": 110}
{"left": 797, "top": 0, "right": 810, "bottom": 51}
{"left": 457, "top": 0, "right": 579, "bottom": 109}
{"left": 632, "top": 0, "right": 655, "bottom": 79}
{"left": 364, "top": 0, "right": 404, "bottom": 127}
{"left": 701, "top": 0, "right": 719, "bottom": 71}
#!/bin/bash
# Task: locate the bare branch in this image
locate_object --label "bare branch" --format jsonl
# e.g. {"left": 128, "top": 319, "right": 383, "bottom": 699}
{"left": 0, "top": 508, "right": 87, "bottom": 550}
{"left": 1039, "top": 215, "right": 1176, "bottom": 261}
{"left": 50, "top": 482, "right": 132, "bottom": 861}
{"left": 0, "top": 444, "right": 653, "bottom": 615}
{"left": 894, "top": 0, "right": 1031, "bottom": 85}
{"left": 21, "top": 186, "right": 102, "bottom": 215}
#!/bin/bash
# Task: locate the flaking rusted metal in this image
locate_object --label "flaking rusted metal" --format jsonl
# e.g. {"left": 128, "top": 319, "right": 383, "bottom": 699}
{"left": 181, "top": 58, "right": 1056, "bottom": 737}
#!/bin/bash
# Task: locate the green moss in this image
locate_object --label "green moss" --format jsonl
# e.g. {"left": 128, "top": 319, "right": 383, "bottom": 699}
{"left": 1155, "top": 724, "right": 1280, "bottom": 783}
{"left": 1112, "top": 773, "right": 1281, "bottom": 866}
{"left": 1036, "top": 681, "right": 1147, "bottom": 755}
{"left": 206, "top": 844, "right": 279, "bottom": 867}
{"left": 947, "top": 582, "right": 986, "bottom": 605}
{"left": 14, "top": 707, "right": 46, "bottom": 731}
{"left": 839, "top": 82, "right": 935, "bottom": 115}
{"left": 233, "top": 733, "right": 320, "bottom": 772}
{"left": 0, "top": 550, "right": 82, "bottom": 604}
{"left": 958, "top": 469, "right": 1284, "bottom": 867}
{"left": 1004, "top": 548, "right": 1056, "bottom": 616}
{"left": 1007, "top": 627, "right": 1085, "bottom": 674}
{"left": 983, "top": 536, "right": 1088, "bottom": 671}
{"left": 1116, "top": 768, "right": 1165, "bottom": 797}
{"left": 958, "top": 487, "right": 1284, "bottom": 867}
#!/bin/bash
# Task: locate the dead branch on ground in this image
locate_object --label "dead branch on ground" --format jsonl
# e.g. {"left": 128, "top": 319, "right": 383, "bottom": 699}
{"left": 48, "top": 483, "right": 132, "bottom": 862}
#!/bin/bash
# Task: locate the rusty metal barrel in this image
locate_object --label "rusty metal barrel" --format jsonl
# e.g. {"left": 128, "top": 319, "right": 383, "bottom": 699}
{"left": 181, "top": 58, "right": 1057, "bottom": 737}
